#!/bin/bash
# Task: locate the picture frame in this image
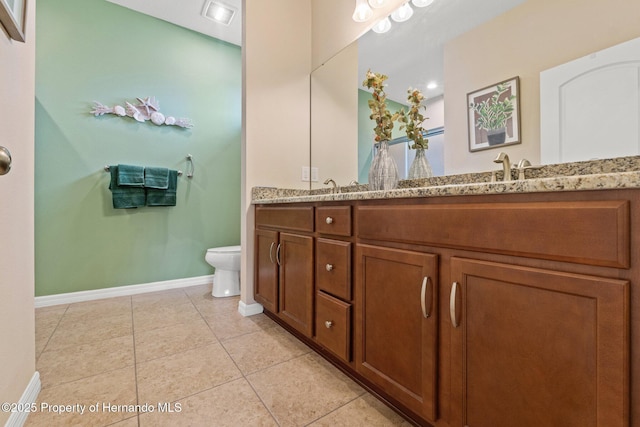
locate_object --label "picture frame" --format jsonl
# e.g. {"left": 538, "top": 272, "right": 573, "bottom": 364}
{"left": 0, "top": 0, "right": 26, "bottom": 42}
{"left": 467, "top": 76, "right": 520, "bottom": 152}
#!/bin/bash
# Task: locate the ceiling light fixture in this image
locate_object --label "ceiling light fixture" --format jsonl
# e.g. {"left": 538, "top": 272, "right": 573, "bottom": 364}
{"left": 352, "top": 0, "right": 374, "bottom": 22}
{"left": 372, "top": 16, "right": 392, "bottom": 33}
{"left": 427, "top": 82, "right": 438, "bottom": 90}
{"left": 391, "top": 2, "right": 413, "bottom": 23}
{"left": 411, "top": 0, "right": 434, "bottom": 7}
{"left": 368, "top": 0, "right": 387, "bottom": 8}
{"left": 202, "top": 0, "right": 236, "bottom": 26}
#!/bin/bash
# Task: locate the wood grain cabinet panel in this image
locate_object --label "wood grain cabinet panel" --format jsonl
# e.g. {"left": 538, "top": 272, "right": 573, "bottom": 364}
{"left": 278, "top": 232, "right": 314, "bottom": 337}
{"left": 256, "top": 206, "right": 314, "bottom": 232}
{"left": 316, "top": 206, "right": 351, "bottom": 236}
{"left": 316, "top": 238, "right": 351, "bottom": 300}
{"left": 254, "top": 229, "right": 279, "bottom": 313}
{"left": 355, "top": 244, "right": 439, "bottom": 422}
{"left": 315, "top": 291, "right": 351, "bottom": 362}
{"left": 449, "top": 257, "right": 629, "bottom": 427}
{"left": 357, "top": 200, "right": 630, "bottom": 267}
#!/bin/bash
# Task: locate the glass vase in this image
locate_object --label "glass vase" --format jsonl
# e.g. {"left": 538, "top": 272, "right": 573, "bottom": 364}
{"left": 408, "top": 147, "right": 433, "bottom": 180}
{"left": 368, "top": 141, "right": 399, "bottom": 191}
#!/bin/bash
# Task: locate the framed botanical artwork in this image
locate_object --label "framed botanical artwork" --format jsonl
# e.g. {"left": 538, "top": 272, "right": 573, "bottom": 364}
{"left": 467, "top": 76, "right": 520, "bottom": 152}
{"left": 0, "top": 0, "right": 26, "bottom": 42}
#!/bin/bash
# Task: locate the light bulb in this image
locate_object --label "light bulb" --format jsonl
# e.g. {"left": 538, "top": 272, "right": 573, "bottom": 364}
{"left": 411, "top": 0, "right": 434, "bottom": 7}
{"left": 352, "top": 0, "right": 374, "bottom": 22}
{"left": 391, "top": 2, "right": 413, "bottom": 22}
{"left": 372, "top": 16, "right": 392, "bottom": 33}
{"left": 368, "top": 0, "right": 386, "bottom": 8}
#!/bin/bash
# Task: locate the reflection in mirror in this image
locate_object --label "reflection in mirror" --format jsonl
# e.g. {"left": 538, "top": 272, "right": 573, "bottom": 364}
{"left": 310, "top": 0, "right": 526, "bottom": 188}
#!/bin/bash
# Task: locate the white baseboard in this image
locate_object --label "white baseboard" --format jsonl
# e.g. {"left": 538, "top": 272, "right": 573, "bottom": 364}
{"left": 238, "top": 300, "right": 264, "bottom": 317}
{"left": 34, "top": 275, "right": 215, "bottom": 308}
{"left": 5, "top": 371, "right": 41, "bottom": 427}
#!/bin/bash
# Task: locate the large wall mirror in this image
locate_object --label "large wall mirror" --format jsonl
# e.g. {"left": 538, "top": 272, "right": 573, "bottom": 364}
{"left": 310, "top": 0, "right": 640, "bottom": 190}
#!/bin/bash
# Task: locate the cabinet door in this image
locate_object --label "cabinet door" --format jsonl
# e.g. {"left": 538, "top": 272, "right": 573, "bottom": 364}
{"left": 279, "top": 232, "right": 314, "bottom": 337}
{"left": 355, "top": 244, "right": 438, "bottom": 421}
{"left": 254, "top": 229, "right": 279, "bottom": 313}
{"left": 450, "top": 257, "right": 629, "bottom": 427}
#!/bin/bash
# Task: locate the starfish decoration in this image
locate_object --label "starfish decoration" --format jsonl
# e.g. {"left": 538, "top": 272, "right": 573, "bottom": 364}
{"left": 90, "top": 97, "right": 193, "bottom": 128}
{"left": 136, "top": 97, "right": 159, "bottom": 116}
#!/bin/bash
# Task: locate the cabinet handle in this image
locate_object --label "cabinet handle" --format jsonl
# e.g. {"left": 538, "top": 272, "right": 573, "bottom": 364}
{"left": 325, "top": 216, "right": 334, "bottom": 224}
{"left": 325, "top": 320, "right": 333, "bottom": 328}
{"left": 276, "top": 243, "right": 281, "bottom": 266}
{"left": 326, "top": 263, "right": 333, "bottom": 271}
{"left": 421, "top": 276, "right": 432, "bottom": 318}
{"left": 450, "top": 281, "right": 459, "bottom": 328}
{"left": 269, "top": 242, "right": 275, "bottom": 264}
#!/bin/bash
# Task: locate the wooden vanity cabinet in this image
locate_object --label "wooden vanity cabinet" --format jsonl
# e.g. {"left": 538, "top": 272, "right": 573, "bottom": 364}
{"left": 449, "top": 257, "right": 629, "bottom": 427}
{"left": 255, "top": 191, "right": 634, "bottom": 427}
{"left": 314, "top": 206, "right": 353, "bottom": 363}
{"left": 254, "top": 205, "right": 315, "bottom": 337}
{"left": 355, "top": 244, "right": 439, "bottom": 422}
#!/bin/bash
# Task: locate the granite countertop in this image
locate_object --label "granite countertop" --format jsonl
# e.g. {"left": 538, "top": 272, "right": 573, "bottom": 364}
{"left": 252, "top": 156, "right": 640, "bottom": 204}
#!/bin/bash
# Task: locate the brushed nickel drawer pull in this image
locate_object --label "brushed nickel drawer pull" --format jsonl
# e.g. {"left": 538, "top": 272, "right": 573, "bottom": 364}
{"left": 450, "top": 281, "right": 459, "bottom": 328}
{"left": 326, "top": 263, "right": 334, "bottom": 271}
{"left": 421, "top": 276, "right": 432, "bottom": 318}
{"left": 325, "top": 216, "right": 334, "bottom": 224}
{"left": 325, "top": 320, "right": 333, "bottom": 328}
{"left": 269, "top": 242, "right": 275, "bottom": 264}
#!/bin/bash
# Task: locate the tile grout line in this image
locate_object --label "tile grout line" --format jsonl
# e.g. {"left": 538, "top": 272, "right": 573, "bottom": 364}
{"left": 130, "top": 295, "right": 141, "bottom": 427}
{"left": 186, "top": 287, "right": 282, "bottom": 426}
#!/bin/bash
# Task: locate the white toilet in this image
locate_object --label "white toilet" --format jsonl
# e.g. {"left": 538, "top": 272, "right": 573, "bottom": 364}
{"left": 205, "top": 245, "right": 241, "bottom": 297}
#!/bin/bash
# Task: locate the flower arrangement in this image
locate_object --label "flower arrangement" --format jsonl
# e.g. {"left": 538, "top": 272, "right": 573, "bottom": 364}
{"left": 399, "top": 88, "right": 428, "bottom": 150}
{"left": 469, "top": 82, "right": 515, "bottom": 132}
{"left": 362, "top": 70, "right": 401, "bottom": 143}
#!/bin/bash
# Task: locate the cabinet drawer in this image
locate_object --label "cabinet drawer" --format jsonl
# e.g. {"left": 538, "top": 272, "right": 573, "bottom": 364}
{"left": 316, "top": 238, "right": 351, "bottom": 300}
{"left": 315, "top": 291, "right": 351, "bottom": 362}
{"left": 256, "top": 206, "right": 314, "bottom": 232}
{"left": 316, "top": 206, "right": 351, "bottom": 236}
{"left": 357, "top": 200, "right": 630, "bottom": 268}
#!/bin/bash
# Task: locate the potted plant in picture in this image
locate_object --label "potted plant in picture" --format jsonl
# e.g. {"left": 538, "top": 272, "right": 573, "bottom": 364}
{"left": 469, "top": 82, "right": 516, "bottom": 145}
{"left": 363, "top": 69, "right": 402, "bottom": 191}
{"left": 399, "top": 87, "right": 433, "bottom": 179}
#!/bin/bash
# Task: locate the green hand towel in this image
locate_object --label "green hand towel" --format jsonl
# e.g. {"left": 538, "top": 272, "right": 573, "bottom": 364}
{"left": 117, "top": 164, "right": 145, "bottom": 187}
{"left": 146, "top": 169, "right": 178, "bottom": 207}
{"left": 144, "top": 167, "right": 170, "bottom": 189}
{"left": 109, "top": 165, "right": 146, "bottom": 208}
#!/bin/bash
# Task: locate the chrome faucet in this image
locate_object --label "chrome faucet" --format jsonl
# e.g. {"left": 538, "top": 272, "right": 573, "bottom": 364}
{"left": 324, "top": 178, "right": 338, "bottom": 194}
{"left": 493, "top": 152, "right": 512, "bottom": 181}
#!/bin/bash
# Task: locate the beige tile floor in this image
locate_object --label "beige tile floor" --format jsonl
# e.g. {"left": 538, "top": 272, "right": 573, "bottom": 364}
{"left": 28, "top": 284, "right": 412, "bottom": 426}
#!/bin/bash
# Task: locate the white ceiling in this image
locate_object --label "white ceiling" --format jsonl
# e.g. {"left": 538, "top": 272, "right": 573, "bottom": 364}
{"left": 105, "top": 0, "right": 242, "bottom": 46}
{"left": 107, "top": 0, "right": 525, "bottom": 103}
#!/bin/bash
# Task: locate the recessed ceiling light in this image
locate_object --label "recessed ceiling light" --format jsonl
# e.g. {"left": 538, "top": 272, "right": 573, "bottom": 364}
{"left": 202, "top": 1, "right": 236, "bottom": 26}
{"left": 427, "top": 82, "right": 438, "bottom": 90}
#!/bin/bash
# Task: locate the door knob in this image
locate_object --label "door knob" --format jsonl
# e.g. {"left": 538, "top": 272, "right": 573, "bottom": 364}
{"left": 0, "top": 146, "right": 11, "bottom": 175}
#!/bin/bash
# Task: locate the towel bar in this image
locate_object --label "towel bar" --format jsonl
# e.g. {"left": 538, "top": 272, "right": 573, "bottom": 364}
{"left": 104, "top": 165, "right": 183, "bottom": 176}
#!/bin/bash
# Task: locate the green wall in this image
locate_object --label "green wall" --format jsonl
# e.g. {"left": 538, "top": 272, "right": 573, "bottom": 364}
{"left": 358, "top": 89, "right": 407, "bottom": 183}
{"left": 35, "top": 0, "right": 241, "bottom": 296}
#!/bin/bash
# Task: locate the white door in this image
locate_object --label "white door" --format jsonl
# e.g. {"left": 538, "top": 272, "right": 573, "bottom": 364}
{"left": 0, "top": 3, "right": 37, "bottom": 421}
{"left": 540, "top": 36, "right": 640, "bottom": 164}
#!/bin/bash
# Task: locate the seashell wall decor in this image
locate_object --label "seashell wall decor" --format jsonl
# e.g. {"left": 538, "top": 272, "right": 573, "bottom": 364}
{"left": 90, "top": 96, "right": 194, "bottom": 128}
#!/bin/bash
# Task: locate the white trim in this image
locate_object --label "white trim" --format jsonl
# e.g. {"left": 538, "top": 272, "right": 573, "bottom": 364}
{"left": 5, "top": 371, "right": 41, "bottom": 427}
{"left": 238, "top": 300, "right": 263, "bottom": 317}
{"left": 34, "top": 275, "right": 214, "bottom": 308}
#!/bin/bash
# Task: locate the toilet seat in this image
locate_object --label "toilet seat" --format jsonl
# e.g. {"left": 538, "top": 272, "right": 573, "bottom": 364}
{"left": 207, "top": 245, "right": 241, "bottom": 254}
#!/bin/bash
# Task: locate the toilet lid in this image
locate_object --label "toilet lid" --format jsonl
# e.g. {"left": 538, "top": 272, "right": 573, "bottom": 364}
{"left": 207, "top": 245, "right": 241, "bottom": 254}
